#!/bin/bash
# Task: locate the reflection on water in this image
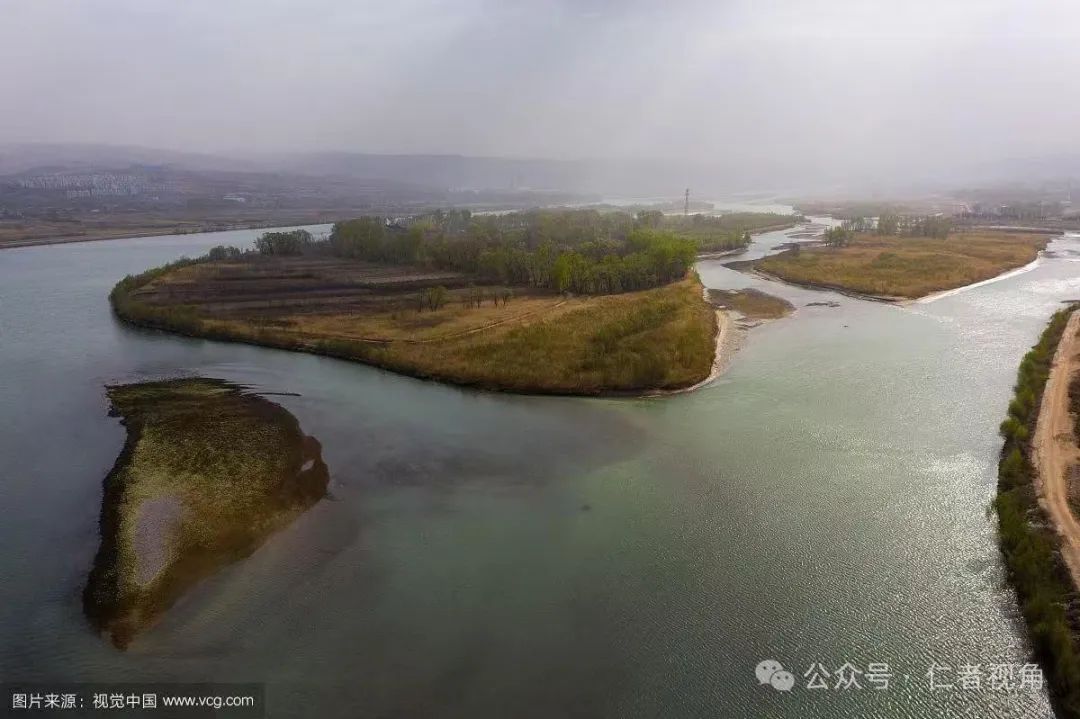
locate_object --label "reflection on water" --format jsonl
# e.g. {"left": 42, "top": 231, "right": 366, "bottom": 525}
{"left": 1, "top": 225, "right": 1075, "bottom": 717}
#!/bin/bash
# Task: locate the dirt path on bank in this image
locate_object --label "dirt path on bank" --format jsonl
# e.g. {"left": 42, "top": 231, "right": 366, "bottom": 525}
{"left": 1033, "top": 310, "right": 1080, "bottom": 583}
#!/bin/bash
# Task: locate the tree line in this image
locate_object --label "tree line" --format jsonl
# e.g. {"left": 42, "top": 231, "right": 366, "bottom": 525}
{"left": 324, "top": 210, "right": 699, "bottom": 295}
{"left": 238, "top": 209, "right": 796, "bottom": 295}
{"left": 254, "top": 229, "right": 314, "bottom": 256}
{"left": 838, "top": 213, "right": 952, "bottom": 240}
{"left": 994, "top": 307, "right": 1080, "bottom": 717}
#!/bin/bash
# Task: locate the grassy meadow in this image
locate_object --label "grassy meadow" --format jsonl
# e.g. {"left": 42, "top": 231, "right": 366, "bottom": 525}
{"left": 371, "top": 277, "right": 717, "bottom": 393}
{"left": 756, "top": 231, "right": 1047, "bottom": 299}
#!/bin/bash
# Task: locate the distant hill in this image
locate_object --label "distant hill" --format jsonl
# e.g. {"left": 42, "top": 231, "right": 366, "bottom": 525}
{"left": 5, "top": 142, "right": 1080, "bottom": 200}
{"left": 0, "top": 143, "right": 257, "bottom": 176}
{"left": 0, "top": 143, "right": 744, "bottom": 197}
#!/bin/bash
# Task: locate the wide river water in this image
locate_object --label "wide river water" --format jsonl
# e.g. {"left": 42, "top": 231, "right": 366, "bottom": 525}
{"left": 2, "top": 222, "right": 1079, "bottom": 717}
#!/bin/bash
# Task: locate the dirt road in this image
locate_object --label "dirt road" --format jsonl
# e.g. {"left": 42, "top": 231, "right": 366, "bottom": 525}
{"left": 1033, "top": 310, "right": 1080, "bottom": 583}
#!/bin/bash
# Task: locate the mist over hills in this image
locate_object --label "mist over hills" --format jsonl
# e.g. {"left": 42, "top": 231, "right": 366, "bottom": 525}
{"left": 0, "top": 143, "right": 817, "bottom": 198}
{"left": 3, "top": 142, "right": 1080, "bottom": 204}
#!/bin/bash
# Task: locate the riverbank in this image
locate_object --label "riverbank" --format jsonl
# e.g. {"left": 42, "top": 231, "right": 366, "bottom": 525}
{"left": 83, "top": 378, "right": 329, "bottom": 648}
{"left": 737, "top": 266, "right": 908, "bottom": 302}
{"left": 110, "top": 254, "right": 720, "bottom": 396}
{"left": 1033, "top": 311, "right": 1080, "bottom": 580}
{"left": 744, "top": 230, "right": 1048, "bottom": 301}
{"left": 641, "top": 299, "right": 739, "bottom": 397}
{"left": 695, "top": 222, "right": 798, "bottom": 259}
{"left": 995, "top": 306, "right": 1080, "bottom": 719}
{"left": 0, "top": 214, "right": 339, "bottom": 250}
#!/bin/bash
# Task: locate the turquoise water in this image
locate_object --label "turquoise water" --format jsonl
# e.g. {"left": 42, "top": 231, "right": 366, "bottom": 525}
{"left": 2, "top": 225, "right": 1078, "bottom": 717}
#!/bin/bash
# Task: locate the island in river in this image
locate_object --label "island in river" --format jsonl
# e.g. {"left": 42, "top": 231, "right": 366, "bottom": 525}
{"left": 706, "top": 288, "right": 794, "bottom": 320}
{"left": 83, "top": 379, "right": 329, "bottom": 649}
{"left": 744, "top": 230, "right": 1047, "bottom": 300}
{"left": 111, "top": 256, "right": 718, "bottom": 395}
{"left": 106, "top": 209, "right": 788, "bottom": 395}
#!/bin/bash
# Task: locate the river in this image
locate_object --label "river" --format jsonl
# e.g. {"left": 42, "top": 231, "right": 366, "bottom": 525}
{"left": 1, "top": 220, "right": 1077, "bottom": 717}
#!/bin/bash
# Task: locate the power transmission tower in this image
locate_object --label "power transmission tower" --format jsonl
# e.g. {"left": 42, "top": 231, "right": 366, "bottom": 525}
{"left": 684, "top": 188, "right": 690, "bottom": 216}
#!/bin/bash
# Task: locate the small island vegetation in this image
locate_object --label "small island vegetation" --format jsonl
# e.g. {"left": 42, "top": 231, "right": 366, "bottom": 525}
{"left": 707, "top": 288, "right": 794, "bottom": 320}
{"left": 753, "top": 225, "right": 1046, "bottom": 300}
{"left": 107, "top": 209, "right": 766, "bottom": 394}
{"left": 83, "top": 378, "right": 328, "bottom": 649}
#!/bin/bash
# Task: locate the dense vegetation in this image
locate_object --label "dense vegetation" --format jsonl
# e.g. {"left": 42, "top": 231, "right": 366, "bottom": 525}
{"left": 755, "top": 231, "right": 1046, "bottom": 299}
{"left": 320, "top": 208, "right": 795, "bottom": 294}
{"left": 641, "top": 211, "right": 795, "bottom": 251}
{"left": 995, "top": 307, "right": 1080, "bottom": 719}
{"left": 116, "top": 208, "right": 795, "bottom": 309}
{"left": 326, "top": 210, "right": 719, "bottom": 295}
{"left": 254, "top": 229, "right": 313, "bottom": 256}
{"left": 820, "top": 213, "right": 952, "bottom": 239}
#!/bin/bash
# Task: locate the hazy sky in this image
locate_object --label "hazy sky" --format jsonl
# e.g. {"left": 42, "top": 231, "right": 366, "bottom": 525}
{"left": 3, "top": 0, "right": 1080, "bottom": 177}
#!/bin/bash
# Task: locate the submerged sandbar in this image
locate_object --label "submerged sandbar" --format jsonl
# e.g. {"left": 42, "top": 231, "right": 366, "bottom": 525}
{"left": 83, "top": 378, "right": 328, "bottom": 648}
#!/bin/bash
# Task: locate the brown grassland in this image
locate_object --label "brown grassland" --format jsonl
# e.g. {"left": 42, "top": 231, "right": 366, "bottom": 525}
{"left": 113, "top": 256, "right": 717, "bottom": 394}
{"left": 755, "top": 230, "right": 1047, "bottom": 299}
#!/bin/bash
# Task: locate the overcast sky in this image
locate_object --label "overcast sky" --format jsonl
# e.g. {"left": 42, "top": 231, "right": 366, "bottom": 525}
{"left": 3, "top": 0, "right": 1079, "bottom": 180}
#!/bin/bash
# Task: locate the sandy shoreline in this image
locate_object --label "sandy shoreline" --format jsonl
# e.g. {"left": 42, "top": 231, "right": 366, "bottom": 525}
{"left": 1032, "top": 309, "right": 1080, "bottom": 585}
{"left": 914, "top": 257, "right": 1042, "bottom": 304}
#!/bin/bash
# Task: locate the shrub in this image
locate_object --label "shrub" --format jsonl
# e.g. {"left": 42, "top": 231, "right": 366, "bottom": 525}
{"left": 255, "top": 230, "right": 311, "bottom": 256}
{"left": 995, "top": 305, "right": 1080, "bottom": 718}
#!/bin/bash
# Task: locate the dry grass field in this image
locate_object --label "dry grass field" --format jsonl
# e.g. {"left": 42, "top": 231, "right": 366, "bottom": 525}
{"left": 119, "top": 256, "right": 717, "bottom": 394}
{"left": 755, "top": 231, "right": 1047, "bottom": 299}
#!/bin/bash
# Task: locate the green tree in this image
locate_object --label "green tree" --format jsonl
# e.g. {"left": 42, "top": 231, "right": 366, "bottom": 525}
{"left": 428, "top": 285, "right": 448, "bottom": 311}
{"left": 823, "top": 227, "right": 852, "bottom": 247}
{"left": 330, "top": 218, "right": 386, "bottom": 259}
{"left": 876, "top": 213, "right": 900, "bottom": 235}
{"left": 207, "top": 245, "right": 242, "bottom": 261}
{"left": 636, "top": 210, "right": 664, "bottom": 228}
{"left": 255, "top": 230, "right": 311, "bottom": 256}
